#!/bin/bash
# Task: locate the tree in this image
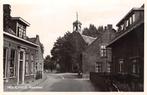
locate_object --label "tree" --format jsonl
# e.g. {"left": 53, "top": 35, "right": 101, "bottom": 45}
{"left": 44, "top": 55, "right": 56, "bottom": 72}
{"left": 40, "top": 43, "right": 44, "bottom": 54}
{"left": 51, "top": 31, "right": 74, "bottom": 72}
{"left": 44, "top": 55, "right": 51, "bottom": 70}
{"left": 82, "top": 24, "right": 104, "bottom": 37}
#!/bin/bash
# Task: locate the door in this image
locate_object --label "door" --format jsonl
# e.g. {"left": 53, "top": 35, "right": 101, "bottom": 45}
{"left": 18, "top": 49, "right": 25, "bottom": 84}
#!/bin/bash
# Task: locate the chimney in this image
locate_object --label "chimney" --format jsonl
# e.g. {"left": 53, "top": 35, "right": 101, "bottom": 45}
{"left": 3, "top": 4, "right": 11, "bottom": 31}
{"left": 107, "top": 24, "right": 112, "bottom": 30}
{"left": 104, "top": 26, "right": 107, "bottom": 31}
{"left": 141, "top": 4, "right": 144, "bottom": 8}
{"left": 36, "top": 35, "right": 39, "bottom": 39}
{"left": 3, "top": 4, "right": 11, "bottom": 17}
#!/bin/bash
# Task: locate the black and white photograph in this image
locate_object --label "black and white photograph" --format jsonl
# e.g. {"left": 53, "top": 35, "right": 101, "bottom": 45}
{"left": 2, "top": 0, "right": 145, "bottom": 94}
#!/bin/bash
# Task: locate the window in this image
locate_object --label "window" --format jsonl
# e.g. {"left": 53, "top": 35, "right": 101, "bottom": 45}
{"left": 132, "top": 64, "right": 136, "bottom": 73}
{"left": 132, "top": 59, "right": 139, "bottom": 74}
{"left": 40, "top": 63, "right": 42, "bottom": 70}
{"left": 95, "top": 62, "right": 102, "bottom": 72}
{"left": 17, "top": 27, "right": 19, "bottom": 37}
{"left": 126, "top": 20, "right": 129, "bottom": 27}
{"left": 30, "top": 55, "right": 34, "bottom": 74}
{"left": 132, "top": 14, "right": 135, "bottom": 23}
{"left": 107, "top": 48, "right": 112, "bottom": 61}
{"left": 25, "top": 54, "right": 29, "bottom": 75}
{"left": 9, "top": 49, "right": 15, "bottom": 77}
{"left": 25, "top": 61, "right": 29, "bottom": 75}
{"left": 129, "top": 17, "right": 132, "bottom": 25}
{"left": 3, "top": 48, "right": 7, "bottom": 78}
{"left": 36, "top": 62, "right": 38, "bottom": 71}
{"left": 100, "top": 45, "right": 106, "bottom": 57}
{"left": 19, "top": 28, "right": 23, "bottom": 38}
{"left": 20, "top": 51, "right": 23, "bottom": 60}
{"left": 17, "top": 24, "right": 26, "bottom": 39}
{"left": 107, "top": 62, "right": 111, "bottom": 73}
{"left": 119, "top": 59, "right": 124, "bottom": 73}
{"left": 121, "top": 24, "right": 124, "bottom": 30}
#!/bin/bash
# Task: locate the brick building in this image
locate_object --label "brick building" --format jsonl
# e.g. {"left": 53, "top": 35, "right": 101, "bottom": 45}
{"left": 82, "top": 24, "right": 116, "bottom": 74}
{"left": 3, "top": 4, "right": 44, "bottom": 85}
{"left": 107, "top": 5, "right": 144, "bottom": 91}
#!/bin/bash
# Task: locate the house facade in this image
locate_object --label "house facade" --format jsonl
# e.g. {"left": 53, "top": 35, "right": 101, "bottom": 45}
{"left": 82, "top": 24, "right": 116, "bottom": 74}
{"left": 107, "top": 5, "right": 144, "bottom": 91}
{"left": 3, "top": 4, "right": 44, "bottom": 85}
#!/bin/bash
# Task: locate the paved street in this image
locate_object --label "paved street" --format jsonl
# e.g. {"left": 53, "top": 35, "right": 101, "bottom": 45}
{"left": 26, "top": 73, "right": 99, "bottom": 92}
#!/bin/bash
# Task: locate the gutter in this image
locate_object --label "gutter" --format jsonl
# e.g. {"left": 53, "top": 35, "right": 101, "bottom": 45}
{"left": 4, "top": 31, "right": 39, "bottom": 47}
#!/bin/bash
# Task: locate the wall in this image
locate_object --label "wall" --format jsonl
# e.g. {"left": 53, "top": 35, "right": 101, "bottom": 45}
{"left": 3, "top": 35, "right": 38, "bottom": 84}
{"left": 82, "top": 25, "right": 115, "bottom": 74}
{"left": 111, "top": 24, "right": 144, "bottom": 75}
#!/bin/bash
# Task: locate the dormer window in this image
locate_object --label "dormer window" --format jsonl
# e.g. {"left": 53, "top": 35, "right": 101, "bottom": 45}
{"left": 126, "top": 20, "right": 129, "bottom": 27}
{"left": 116, "top": 8, "right": 142, "bottom": 32}
{"left": 11, "top": 17, "right": 30, "bottom": 39}
{"left": 132, "top": 14, "right": 136, "bottom": 23}
{"left": 121, "top": 24, "right": 124, "bottom": 30}
{"left": 129, "top": 17, "right": 132, "bottom": 25}
{"left": 16, "top": 23, "right": 26, "bottom": 39}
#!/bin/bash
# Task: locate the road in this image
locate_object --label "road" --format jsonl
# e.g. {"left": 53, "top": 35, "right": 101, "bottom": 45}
{"left": 27, "top": 73, "right": 99, "bottom": 92}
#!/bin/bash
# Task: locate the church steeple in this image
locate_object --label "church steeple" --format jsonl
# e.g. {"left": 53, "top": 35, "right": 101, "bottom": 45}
{"left": 73, "top": 12, "right": 82, "bottom": 32}
{"left": 76, "top": 12, "right": 78, "bottom": 22}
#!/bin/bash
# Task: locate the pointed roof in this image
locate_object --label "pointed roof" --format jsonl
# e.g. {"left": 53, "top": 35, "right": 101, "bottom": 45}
{"left": 73, "top": 12, "right": 82, "bottom": 25}
{"left": 73, "top": 20, "right": 82, "bottom": 25}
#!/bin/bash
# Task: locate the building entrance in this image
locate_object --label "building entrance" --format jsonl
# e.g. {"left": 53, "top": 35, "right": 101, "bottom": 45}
{"left": 18, "top": 49, "right": 25, "bottom": 84}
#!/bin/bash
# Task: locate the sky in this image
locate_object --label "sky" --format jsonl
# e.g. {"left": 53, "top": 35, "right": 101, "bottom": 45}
{"left": 3, "top": 0, "right": 144, "bottom": 57}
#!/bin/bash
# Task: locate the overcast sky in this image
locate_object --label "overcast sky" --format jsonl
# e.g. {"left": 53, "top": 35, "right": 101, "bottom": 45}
{"left": 4, "top": 0, "right": 144, "bottom": 57}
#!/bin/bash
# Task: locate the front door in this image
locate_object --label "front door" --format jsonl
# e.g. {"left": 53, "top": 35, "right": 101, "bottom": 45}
{"left": 18, "top": 49, "right": 25, "bottom": 84}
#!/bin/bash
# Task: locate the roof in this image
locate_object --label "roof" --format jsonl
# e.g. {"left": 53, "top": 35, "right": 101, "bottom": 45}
{"left": 73, "top": 20, "right": 82, "bottom": 25}
{"left": 4, "top": 31, "right": 39, "bottom": 47}
{"left": 28, "top": 37, "right": 36, "bottom": 43}
{"left": 116, "top": 7, "right": 144, "bottom": 26}
{"left": 11, "top": 17, "right": 30, "bottom": 26}
{"left": 81, "top": 34, "right": 97, "bottom": 45}
{"left": 107, "top": 18, "right": 144, "bottom": 47}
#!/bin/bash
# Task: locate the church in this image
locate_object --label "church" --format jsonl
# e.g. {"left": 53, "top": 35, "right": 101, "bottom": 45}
{"left": 70, "top": 15, "right": 87, "bottom": 73}
{"left": 70, "top": 13, "right": 116, "bottom": 75}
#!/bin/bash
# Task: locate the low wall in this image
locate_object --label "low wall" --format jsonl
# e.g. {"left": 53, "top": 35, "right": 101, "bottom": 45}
{"left": 90, "top": 72, "right": 144, "bottom": 91}
{"left": 90, "top": 72, "right": 114, "bottom": 91}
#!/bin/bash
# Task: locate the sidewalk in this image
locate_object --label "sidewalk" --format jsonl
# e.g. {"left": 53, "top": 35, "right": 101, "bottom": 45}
{"left": 4, "top": 73, "right": 47, "bottom": 92}
{"left": 82, "top": 73, "right": 90, "bottom": 80}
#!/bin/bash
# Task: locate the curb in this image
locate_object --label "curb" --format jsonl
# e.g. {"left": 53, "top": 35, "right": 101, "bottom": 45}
{"left": 22, "top": 73, "right": 48, "bottom": 91}
{"left": 31, "top": 74, "right": 48, "bottom": 87}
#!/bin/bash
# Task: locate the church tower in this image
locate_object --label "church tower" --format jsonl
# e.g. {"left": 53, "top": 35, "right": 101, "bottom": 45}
{"left": 73, "top": 13, "right": 82, "bottom": 32}
{"left": 71, "top": 13, "right": 86, "bottom": 73}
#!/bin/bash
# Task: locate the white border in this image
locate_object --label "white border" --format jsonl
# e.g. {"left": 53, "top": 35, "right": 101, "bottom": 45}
{"left": 0, "top": 0, "right": 146, "bottom": 95}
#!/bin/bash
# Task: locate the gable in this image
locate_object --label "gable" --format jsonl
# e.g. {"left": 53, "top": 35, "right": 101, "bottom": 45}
{"left": 84, "top": 37, "right": 101, "bottom": 55}
{"left": 81, "top": 34, "right": 97, "bottom": 45}
{"left": 71, "top": 31, "right": 88, "bottom": 52}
